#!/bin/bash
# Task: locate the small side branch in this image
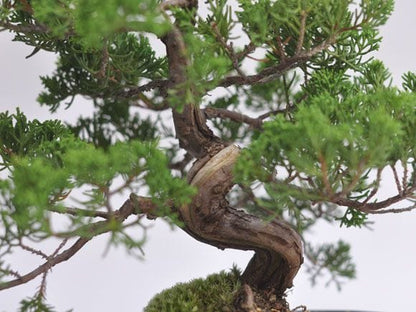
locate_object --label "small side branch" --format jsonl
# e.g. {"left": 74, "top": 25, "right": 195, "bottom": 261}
{"left": 0, "top": 194, "right": 156, "bottom": 291}
{"left": 203, "top": 105, "right": 295, "bottom": 129}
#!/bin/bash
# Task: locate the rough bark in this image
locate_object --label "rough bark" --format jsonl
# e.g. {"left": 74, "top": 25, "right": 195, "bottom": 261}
{"left": 180, "top": 145, "right": 303, "bottom": 295}
{"left": 162, "top": 18, "right": 303, "bottom": 300}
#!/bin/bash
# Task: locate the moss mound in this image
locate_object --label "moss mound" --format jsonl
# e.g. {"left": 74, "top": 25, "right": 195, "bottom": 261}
{"left": 144, "top": 268, "right": 241, "bottom": 312}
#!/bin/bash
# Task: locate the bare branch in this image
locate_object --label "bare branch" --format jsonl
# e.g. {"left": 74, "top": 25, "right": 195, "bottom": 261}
{"left": 169, "top": 152, "right": 194, "bottom": 173}
{"left": 203, "top": 107, "right": 262, "bottom": 129}
{"left": 115, "top": 79, "right": 169, "bottom": 100}
{"left": 367, "top": 204, "right": 416, "bottom": 214}
{"left": 391, "top": 164, "right": 403, "bottom": 195}
{"left": 0, "top": 20, "right": 49, "bottom": 34}
{"left": 296, "top": 11, "right": 307, "bottom": 55}
{"left": 18, "top": 241, "right": 48, "bottom": 260}
{"left": 0, "top": 237, "right": 90, "bottom": 291}
{"left": 48, "top": 206, "right": 110, "bottom": 219}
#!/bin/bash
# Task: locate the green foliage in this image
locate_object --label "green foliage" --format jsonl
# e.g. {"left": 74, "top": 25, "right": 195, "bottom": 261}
{"left": 235, "top": 66, "right": 416, "bottom": 230}
{"left": 402, "top": 71, "right": 416, "bottom": 92}
{"left": 305, "top": 240, "right": 356, "bottom": 290}
{"left": 5, "top": 0, "right": 170, "bottom": 49}
{"left": 0, "top": 110, "right": 195, "bottom": 239}
{"left": 73, "top": 0, "right": 170, "bottom": 48}
{"left": 145, "top": 268, "right": 241, "bottom": 312}
{"left": 338, "top": 208, "right": 369, "bottom": 228}
{"left": 38, "top": 33, "right": 167, "bottom": 111}
{"left": 0, "top": 109, "right": 72, "bottom": 170}
{"left": 18, "top": 296, "right": 60, "bottom": 312}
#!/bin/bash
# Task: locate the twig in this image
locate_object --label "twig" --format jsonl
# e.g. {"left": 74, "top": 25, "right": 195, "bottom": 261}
{"left": 0, "top": 197, "right": 138, "bottom": 291}
{"left": 367, "top": 203, "right": 416, "bottom": 214}
{"left": 211, "top": 23, "right": 246, "bottom": 77}
{"left": 296, "top": 11, "right": 307, "bottom": 55}
{"left": 0, "top": 237, "right": 90, "bottom": 291}
{"left": 363, "top": 168, "right": 382, "bottom": 204}
{"left": 98, "top": 42, "right": 109, "bottom": 79}
{"left": 391, "top": 164, "right": 403, "bottom": 195}
{"left": 48, "top": 206, "right": 110, "bottom": 219}
{"left": 19, "top": 241, "right": 48, "bottom": 260}
{"left": 0, "top": 20, "right": 49, "bottom": 34}
{"left": 0, "top": 268, "right": 22, "bottom": 279}
{"left": 203, "top": 107, "right": 262, "bottom": 129}
{"left": 115, "top": 79, "right": 169, "bottom": 99}
{"left": 335, "top": 186, "right": 416, "bottom": 212}
{"left": 169, "top": 152, "right": 194, "bottom": 173}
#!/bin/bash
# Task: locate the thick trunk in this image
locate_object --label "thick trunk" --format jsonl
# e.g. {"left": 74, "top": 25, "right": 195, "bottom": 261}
{"left": 180, "top": 145, "right": 303, "bottom": 295}
{"left": 162, "top": 25, "right": 303, "bottom": 298}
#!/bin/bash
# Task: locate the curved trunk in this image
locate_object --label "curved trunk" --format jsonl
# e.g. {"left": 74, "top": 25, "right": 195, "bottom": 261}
{"left": 163, "top": 25, "right": 303, "bottom": 297}
{"left": 180, "top": 145, "right": 303, "bottom": 295}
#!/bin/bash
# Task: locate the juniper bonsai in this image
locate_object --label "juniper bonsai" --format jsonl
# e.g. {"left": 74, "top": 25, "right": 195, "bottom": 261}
{"left": 0, "top": 0, "right": 415, "bottom": 311}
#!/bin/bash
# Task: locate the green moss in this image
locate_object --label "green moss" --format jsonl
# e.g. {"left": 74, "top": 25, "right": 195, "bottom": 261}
{"left": 144, "top": 268, "right": 241, "bottom": 312}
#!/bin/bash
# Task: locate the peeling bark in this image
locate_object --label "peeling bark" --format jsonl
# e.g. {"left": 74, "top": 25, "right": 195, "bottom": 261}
{"left": 180, "top": 145, "right": 303, "bottom": 295}
{"left": 162, "top": 16, "right": 303, "bottom": 299}
{"left": 162, "top": 27, "right": 224, "bottom": 159}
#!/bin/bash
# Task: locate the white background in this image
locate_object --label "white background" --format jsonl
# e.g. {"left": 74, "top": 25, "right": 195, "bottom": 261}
{"left": 1, "top": 1, "right": 416, "bottom": 311}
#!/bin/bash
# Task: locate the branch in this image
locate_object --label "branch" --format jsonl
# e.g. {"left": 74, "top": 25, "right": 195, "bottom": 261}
{"left": 0, "top": 237, "right": 89, "bottom": 291}
{"left": 115, "top": 79, "right": 169, "bottom": 99}
{"left": 162, "top": 19, "right": 224, "bottom": 158}
{"left": 335, "top": 186, "right": 416, "bottom": 212}
{"left": 48, "top": 207, "right": 110, "bottom": 219}
{"left": 0, "top": 195, "right": 152, "bottom": 291}
{"left": 219, "top": 37, "right": 335, "bottom": 88}
{"left": 0, "top": 20, "right": 49, "bottom": 34}
{"left": 367, "top": 203, "right": 416, "bottom": 214}
{"left": 203, "top": 105, "right": 296, "bottom": 130}
{"left": 203, "top": 107, "right": 262, "bottom": 129}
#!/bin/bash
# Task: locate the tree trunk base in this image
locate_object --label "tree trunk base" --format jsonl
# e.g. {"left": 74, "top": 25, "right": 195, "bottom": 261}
{"left": 233, "top": 284, "right": 291, "bottom": 312}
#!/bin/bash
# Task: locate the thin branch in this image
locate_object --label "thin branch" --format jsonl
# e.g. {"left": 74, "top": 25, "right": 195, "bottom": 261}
{"left": 0, "top": 20, "right": 49, "bottom": 34}
{"left": 367, "top": 203, "right": 416, "bottom": 214}
{"left": 211, "top": 23, "right": 246, "bottom": 77}
{"left": 0, "top": 237, "right": 89, "bottom": 291}
{"left": 258, "top": 105, "right": 296, "bottom": 120}
{"left": 169, "top": 152, "right": 194, "bottom": 173}
{"left": 18, "top": 241, "right": 48, "bottom": 260}
{"left": 391, "top": 164, "right": 403, "bottom": 195}
{"left": 203, "top": 107, "right": 262, "bottom": 129}
{"left": 0, "top": 197, "right": 138, "bottom": 291}
{"left": 296, "top": 11, "right": 307, "bottom": 55}
{"left": 48, "top": 206, "right": 110, "bottom": 219}
{"left": 218, "top": 37, "right": 335, "bottom": 88}
{"left": 115, "top": 79, "right": 169, "bottom": 99}
{"left": 0, "top": 268, "right": 21, "bottom": 279}
{"left": 335, "top": 186, "right": 416, "bottom": 212}
{"left": 362, "top": 168, "right": 383, "bottom": 204}
{"left": 402, "top": 160, "right": 409, "bottom": 192}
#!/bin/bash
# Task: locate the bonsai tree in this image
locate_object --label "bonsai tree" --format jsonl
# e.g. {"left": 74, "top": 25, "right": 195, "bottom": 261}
{"left": 0, "top": 0, "right": 415, "bottom": 311}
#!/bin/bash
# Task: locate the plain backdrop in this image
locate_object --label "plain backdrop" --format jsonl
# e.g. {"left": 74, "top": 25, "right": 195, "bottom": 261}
{"left": 0, "top": 1, "right": 415, "bottom": 311}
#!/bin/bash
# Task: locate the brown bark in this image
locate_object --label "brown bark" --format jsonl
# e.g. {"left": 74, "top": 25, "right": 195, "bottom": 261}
{"left": 179, "top": 145, "right": 303, "bottom": 295}
{"left": 162, "top": 10, "right": 303, "bottom": 299}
